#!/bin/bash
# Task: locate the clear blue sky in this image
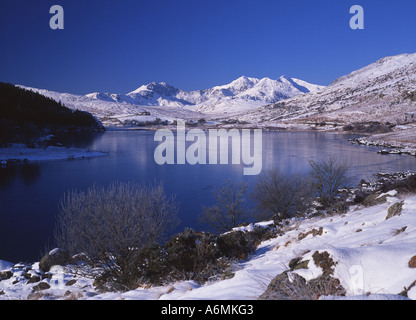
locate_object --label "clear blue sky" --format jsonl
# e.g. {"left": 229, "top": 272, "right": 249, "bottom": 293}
{"left": 1, "top": 0, "right": 415, "bottom": 94}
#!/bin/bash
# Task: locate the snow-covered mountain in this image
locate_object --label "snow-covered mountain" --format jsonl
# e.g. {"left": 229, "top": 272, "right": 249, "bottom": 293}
{"left": 82, "top": 75, "right": 324, "bottom": 113}
{"left": 240, "top": 53, "right": 416, "bottom": 126}
{"left": 16, "top": 53, "right": 416, "bottom": 129}
{"left": 18, "top": 75, "right": 324, "bottom": 127}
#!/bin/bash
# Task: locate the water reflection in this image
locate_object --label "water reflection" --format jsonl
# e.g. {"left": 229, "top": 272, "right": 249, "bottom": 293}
{"left": 0, "top": 164, "right": 41, "bottom": 188}
{"left": 1, "top": 130, "right": 416, "bottom": 263}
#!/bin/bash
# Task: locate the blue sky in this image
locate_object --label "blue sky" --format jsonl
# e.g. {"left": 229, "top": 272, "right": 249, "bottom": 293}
{"left": 0, "top": 0, "right": 415, "bottom": 94}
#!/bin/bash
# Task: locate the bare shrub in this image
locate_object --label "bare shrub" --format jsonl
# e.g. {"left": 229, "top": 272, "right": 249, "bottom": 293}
{"left": 251, "top": 168, "right": 315, "bottom": 222}
{"left": 199, "top": 180, "right": 249, "bottom": 233}
{"left": 54, "top": 181, "right": 179, "bottom": 289}
{"left": 308, "top": 158, "right": 352, "bottom": 206}
{"left": 381, "top": 174, "right": 416, "bottom": 194}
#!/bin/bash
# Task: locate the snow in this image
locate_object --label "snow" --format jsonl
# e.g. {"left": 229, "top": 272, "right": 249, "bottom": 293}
{"left": 238, "top": 52, "right": 416, "bottom": 127}
{"left": 1, "top": 190, "right": 416, "bottom": 300}
{"left": 48, "top": 248, "right": 60, "bottom": 256}
{"left": 228, "top": 220, "right": 274, "bottom": 233}
{"left": 321, "top": 294, "right": 410, "bottom": 300}
{"left": 0, "top": 260, "right": 13, "bottom": 271}
{"left": 0, "top": 144, "right": 108, "bottom": 163}
{"left": 15, "top": 53, "right": 416, "bottom": 135}
{"left": 17, "top": 75, "right": 324, "bottom": 127}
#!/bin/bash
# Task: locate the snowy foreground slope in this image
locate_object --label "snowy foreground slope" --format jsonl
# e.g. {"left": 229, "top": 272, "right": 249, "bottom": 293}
{"left": 1, "top": 190, "right": 416, "bottom": 300}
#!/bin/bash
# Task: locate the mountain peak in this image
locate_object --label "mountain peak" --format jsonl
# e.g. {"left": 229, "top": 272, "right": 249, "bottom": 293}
{"left": 232, "top": 75, "right": 259, "bottom": 84}
{"left": 79, "top": 75, "right": 325, "bottom": 113}
{"left": 129, "top": 81, "right": 179, "bottom": 96}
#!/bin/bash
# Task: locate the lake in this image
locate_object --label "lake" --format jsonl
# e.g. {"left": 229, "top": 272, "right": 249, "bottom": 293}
{"left": 1, "top": 130, "right": 416, "bottom": 263}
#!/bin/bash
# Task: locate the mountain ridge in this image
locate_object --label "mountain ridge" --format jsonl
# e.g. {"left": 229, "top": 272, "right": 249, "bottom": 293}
{"left": 238, "top": 53, "right": 416, "bottom": 126}
{"left": 84, "top": 75, "right": 325, "bottom": 111}
{"left": 17, "top": 53, "right": 416, "bottom": 129}
{"left": 17, "top": 75, "right": 324, "bottom": 126}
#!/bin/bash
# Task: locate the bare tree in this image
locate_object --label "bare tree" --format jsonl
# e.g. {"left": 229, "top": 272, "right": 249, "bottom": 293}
{"left": 308, "top": 157, "right": 352, "bottom": 206}
{"left": 54, "top": 181, "right": 179, "bottom": 288}
{"left": 252, "top": 168, "right": 315, "bottom": 222}
{"left": 199, "top": 180, "right": 249, "bottom": 233}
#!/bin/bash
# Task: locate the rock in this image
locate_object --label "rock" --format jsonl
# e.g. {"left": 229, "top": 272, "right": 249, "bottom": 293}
{"left": 72, "top": 253, "right": 90, "bottom": 264}
{"left": 409, "top": 256, "right": 416, "bottom": 268}
{"left": 258, "top": 271, "right": 306, "bottom": 300}
{"left": 312, "top": 251, "right": 336, "bottom": 275}
{"left": 41, "top": 272, "right": 53, "bottom": 280}
{"left": 39, "top": 248, "right": 73, "bottom": 272}
{"left": 258, "top": 269, "right": 346, "bottom": 300}
{"left": 353, "top": 190, "right": 371, "bottom": 204}
{"left": 65, "top": 279, "right": 77, "bottom": 286}
{"left": 378, "top": 150, "right": 390, "bottom": 155}
{"left": 0, "top": 270, "right": 13, "bottom": 281}
{"left": 386, "top": 201, "right": 404, "bottom": 220}
{"left": 27, "top": 275, "right": 41, "bottom": 284}
{"left": 362, "top": 192, "right": 389, "bottom": 207}
{"left": 289, "top": 257, "right": 310, "bottom": 271}
{"left": 32, "top": 282, "right": 51, "bottom": 292}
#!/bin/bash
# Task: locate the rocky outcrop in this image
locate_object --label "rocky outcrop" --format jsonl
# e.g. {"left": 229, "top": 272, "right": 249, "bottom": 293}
{"left": 39, "top": 248, "right": 73, "bottom": 272}
{"left": 386, "top": 201, "right": 404, "bottom": 220}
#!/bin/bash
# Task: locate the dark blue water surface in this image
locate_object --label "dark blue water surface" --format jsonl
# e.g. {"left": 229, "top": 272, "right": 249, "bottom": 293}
{"left": 1, "top": 130, "right": 416, "bottom": 263}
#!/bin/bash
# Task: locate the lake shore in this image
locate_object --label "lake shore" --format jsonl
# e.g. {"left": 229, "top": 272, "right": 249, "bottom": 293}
{"left": 105, "top": 120, "right": 416, "bottom": 150}
{"left": 0, "top": 144, "right": 108, "bottom": 164}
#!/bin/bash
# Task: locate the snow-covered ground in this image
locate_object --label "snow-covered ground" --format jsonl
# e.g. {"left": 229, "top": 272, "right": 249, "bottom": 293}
{"left": 1, "top": 189, "right": 415, "bottom": 300}
{"left": 0, "top": 144, "right": 108, "bottom": 163}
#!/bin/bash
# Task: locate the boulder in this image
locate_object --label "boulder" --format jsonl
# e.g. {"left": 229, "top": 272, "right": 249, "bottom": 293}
{"left": 386, "top": 201, "right": 404, "bottom": 220}
{"left": 39, "top": 248, "right": 73, "bottom": 272}
{"left": 0, "top": 270, "right": 13, "bottom": 281}
{"left": 409, "top": 256, "right": 416, "bottom": 269}
{"left": 362, "top": 192, "right": 389, "bottom": 207}
{"left": 32, "top": 282, "right": 51, "bottom": 292}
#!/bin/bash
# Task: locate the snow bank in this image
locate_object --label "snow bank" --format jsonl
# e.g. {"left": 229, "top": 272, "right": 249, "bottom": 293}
{"left": 0, "top": 145, "right": 108, "bottom": 163}
{"left": 0, "top": 260, "right": 13, "bottom": 271}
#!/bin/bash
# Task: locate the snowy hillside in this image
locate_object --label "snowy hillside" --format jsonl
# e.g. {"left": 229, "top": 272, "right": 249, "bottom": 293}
{"left": 1, "top": 175, "right": 416, "bottom": 300}
{"left": 112, "top": 75, "right": 324, "bottom": 112}
{"left": 17, "top": 85, "right": 206, "bottom": 128}
{"left": 15, "top": 53, "right": 416, "bottom": 130}
{"left": 18, "top": 76, "right": 324, "bottom": 127}
{"left": 239, "top": 53, "right": 416, "bottom": 126}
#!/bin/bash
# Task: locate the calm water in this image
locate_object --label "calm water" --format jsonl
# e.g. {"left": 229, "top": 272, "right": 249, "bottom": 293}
{"left": 1, "top": 130, "right": 416, "bottom": 263}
